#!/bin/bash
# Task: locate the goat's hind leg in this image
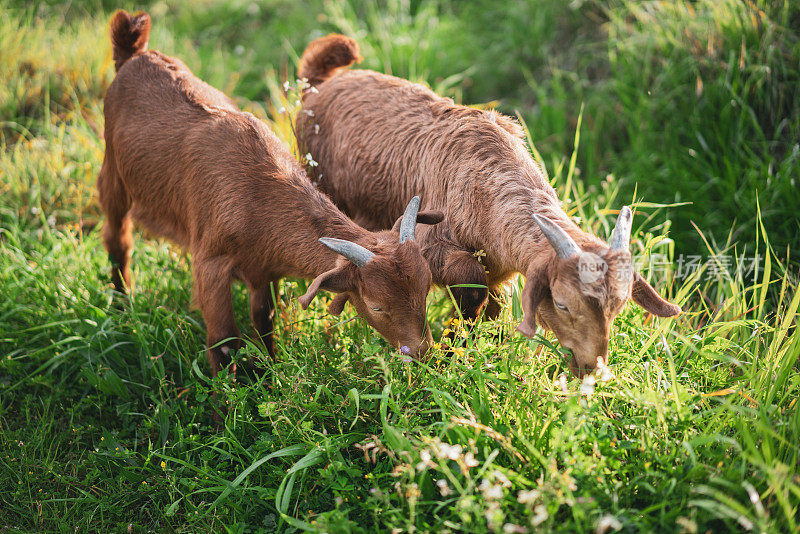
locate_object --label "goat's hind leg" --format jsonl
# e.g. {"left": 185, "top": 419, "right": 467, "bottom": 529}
{"left": 98, "top": 160, "right": 134, "bottom": 293}
{"left": 425, "top": 242, "right": 489, "bottom": 348}
{"left": 441, "top": 249, "right": 489, "bottom": 324}
{"left": 484, "top": 286, "right": 504, "bottom": 320}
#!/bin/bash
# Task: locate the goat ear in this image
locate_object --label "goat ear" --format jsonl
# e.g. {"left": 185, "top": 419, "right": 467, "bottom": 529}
{"left": 298, "top": 265, "right": 355, "bottom": 309}
{"left": 516, "top": 272, "right": 546, "bottom": 338}
{"left": 631, "top": 272, "right": 681, "bottom": 317}
{"left": 391, "top": 210, "right": 445, "bottom": 233}
{"left": 417, "top": 210, "right": 445, "bottom": 225}
{"left": 327, "top": 293, "right": 349, "bottom": 316}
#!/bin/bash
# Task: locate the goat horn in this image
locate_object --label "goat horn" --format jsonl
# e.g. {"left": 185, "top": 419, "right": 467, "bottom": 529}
{"left": 319, "top": 237, "right": 375, "bottom": 267}
{"left": 532, "top": 213, "right": 581, "bottom": 259}
{"left": 609, "top": 206, "right": 632, "bottom": 251}
{"left": 398, "top": 195, "right": 421, "bottom": 244}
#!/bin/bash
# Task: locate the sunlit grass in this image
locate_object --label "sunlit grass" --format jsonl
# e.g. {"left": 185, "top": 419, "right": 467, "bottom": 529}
{"left": 1, "top": 1, "right": 798, "bottom": 532}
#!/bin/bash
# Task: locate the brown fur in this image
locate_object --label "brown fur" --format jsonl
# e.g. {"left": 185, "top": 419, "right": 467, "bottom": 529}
{"left": 296, "top": 35, "right": 680, "bottom": 376}
{"left": 100, "top": 13, "right": 439, "bottom": 377}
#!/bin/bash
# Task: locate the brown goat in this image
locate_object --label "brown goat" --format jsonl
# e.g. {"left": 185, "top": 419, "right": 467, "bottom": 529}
{"left": 99, "top": 13, "right": 442, "bottom": 376}
{"left": 295, "top": 34, "right": 681, "bottom": 377}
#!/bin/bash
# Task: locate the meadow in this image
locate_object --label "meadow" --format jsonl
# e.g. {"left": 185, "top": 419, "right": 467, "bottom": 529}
{"left": 1, "top": 0, "right": 798, "bottom": 532}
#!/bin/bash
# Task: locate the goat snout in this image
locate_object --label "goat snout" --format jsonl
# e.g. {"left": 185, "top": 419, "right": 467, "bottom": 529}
{"left": 566, "top": 347, "right": 608, "bottom": 378}
{"left": 400, "top": 328, "right": 432, "bottom": 359}
{"left": 569, "top": 358, "right": 593, "bottom": 378}
{"left": 563, "top": 348, "right": 591, "bottom": 378}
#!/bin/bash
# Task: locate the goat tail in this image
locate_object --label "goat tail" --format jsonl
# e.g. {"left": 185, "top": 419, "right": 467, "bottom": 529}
{"left": 298, "top": 34, "right": 361, "bottom": 87}
{"left": 110, "top": 10, "right": 151, "bottom": 72}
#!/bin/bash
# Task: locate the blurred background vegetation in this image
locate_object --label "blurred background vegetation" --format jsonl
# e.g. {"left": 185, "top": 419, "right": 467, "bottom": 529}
{"left": 4, "top": 0, "right": 799, "bottom": 265}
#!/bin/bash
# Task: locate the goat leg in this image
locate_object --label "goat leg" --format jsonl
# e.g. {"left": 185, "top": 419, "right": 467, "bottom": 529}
{"left": 193, "top": 256, "right": 240, "bottom": 377}
{"left": 244, "top": 281, "right": 278, "bottom": 378}
{"left": 98, "top": 160, "right": 133, "bottom": 293}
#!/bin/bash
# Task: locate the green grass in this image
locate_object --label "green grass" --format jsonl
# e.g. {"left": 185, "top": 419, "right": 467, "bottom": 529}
{"left": 1, "top": 1, "right": 799, "bottom": 532}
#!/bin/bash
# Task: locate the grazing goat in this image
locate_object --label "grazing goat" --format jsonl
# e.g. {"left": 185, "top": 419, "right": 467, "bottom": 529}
{"left": 99, "top": 13, "right": 442, "bottom": 376}
{"left": 296, "top": 34, "right": 681, "bottom": 377}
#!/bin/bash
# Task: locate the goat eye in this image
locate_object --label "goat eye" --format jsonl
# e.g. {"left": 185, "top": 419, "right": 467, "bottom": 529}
{"left": 371, "top": 306, "right": 382, "bottom": 312}
{"left": 554, "top": 300, "right": 568, "bottom": 311}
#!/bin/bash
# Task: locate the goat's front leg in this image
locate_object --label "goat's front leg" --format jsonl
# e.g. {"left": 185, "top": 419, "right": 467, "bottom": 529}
{"left": 249, "top": 281, "right": 277, "bottom": 363}
{"left": 193, "top": 256, "right": 240, "bottom": 377}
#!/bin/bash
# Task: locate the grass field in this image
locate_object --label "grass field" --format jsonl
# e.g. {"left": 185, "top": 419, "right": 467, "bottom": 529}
{"left": 1, "top": 1, "right": 799, "bottom": 532}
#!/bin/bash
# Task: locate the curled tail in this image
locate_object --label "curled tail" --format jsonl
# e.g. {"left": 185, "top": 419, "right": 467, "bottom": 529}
{"left": 298, "top": 34, "right": 361, "bottom": 87}
{"left": 110, "top": 10, "right": 151, "bottom": 72}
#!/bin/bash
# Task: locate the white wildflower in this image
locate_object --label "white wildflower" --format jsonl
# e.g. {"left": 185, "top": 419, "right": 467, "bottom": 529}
{"left": 517, "top": 488, "right": 540, "bottom": 505}
{"left": 596, "top": 515, "right": 622, "bottom": 534}
{"left": 531, "top": 505, "right": 548, "bottom": 526}
{"left": 493, "top": 470, "right": 511, "bottom": 487}
{"left": 480, "top": 479, "right": 503, "bottom": 500}
{"left": 314, "top": 124, "right": 320, "bottom": 135}
{"left": 579, "top": 374, "right": 596, "bottom": 396}
{"left": 234, "top": 45, "right": 245, "bottom": 56}
{"left": 303, "top": 109, "right": 315, "bottom": 117}
{"left": 464, "top": 452, "right": 479, "bottom": 468}
{"left": 305, "top": 153, "right": 318, "bottom": 167}
{"left": 434, "top": 442, "right": 449, "bottom": 458}
{"left": 283, "top": 81, "right": 290, "bottom": 92}
{"left": 436, "top": 479, "right": 451, "bottom": 496}
{"left": 434, "top": 442, "right": 462, "bottom": 460}
{"left": 278, "top": 106, "right": 286, "bottom": 114}
{"left": 598, "top": 365, "right": 615, "bottom": 382}
{"left": 309, "top": 86, "right": 319, "bottom": 94}
{"left": 559, "top": 373, "right": 568, "bottom": 394}
{"left": 485, "top": 485, "right": 503, "bottom": 500}
{"left": 446, "top": 444, "right": 462, "bottom": 460}
{"left": 451, "top": 445, "right": 463, "bottom": 460}
{"left": 503, "top": 524, "right": 526, "bottom": 534}
{"left": 416, "top": 449, "right": 434, "bottom": 471}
